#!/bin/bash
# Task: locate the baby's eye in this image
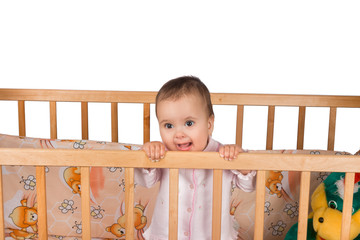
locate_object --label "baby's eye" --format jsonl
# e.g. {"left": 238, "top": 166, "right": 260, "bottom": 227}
{"left": 185, "top": 120, "right": 194, "bottom": 127}
{"left": 164, "top": 123, "right": 173, "bottom": 129}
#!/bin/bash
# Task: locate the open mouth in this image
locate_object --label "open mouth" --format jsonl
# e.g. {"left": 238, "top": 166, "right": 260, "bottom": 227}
{"left": 176, "top": 142, "right": 192, "bottom": 151}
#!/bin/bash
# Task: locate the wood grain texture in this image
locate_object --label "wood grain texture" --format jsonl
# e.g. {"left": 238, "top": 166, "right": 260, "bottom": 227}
{"left": 125, "top": 168, "right": 135, "bottom": 240}
{"left": 111, "top": 102, "right": 118, "bottom": 142}
{"left": 212, "top": 169, "right": 222, "bottom": 239}
{"left": 236, "top": 105, "right": 244, "bottom": 147}
{"left": 81, "top": 102, "right": 89, "bottom": 140}
{"left": 297, "top": 106, "right": 306, "bottom": 150}
{"left": 2, "top": 89, "right": 359, "bottom": 107}
{"left": 328, "top": 107, "right": 337, "bottom": 151}
{"left": 297, "top": 171, "right": 311, "bottom": 240}
{"left": 169, "top": 169, "right": 179, "bottom": 240}
{"left": 81, "top": 166, "right": 91, "bottom": 240}
{"left": 143, "top": 103, "right": 150, "bottom": 143}
{"left": 1, "top": 149, "right": 359, "bottom": 172}
{"left": 50, "top": 101, "right": 57, "bottom": 139}
{"left": 266, "top": 106, "right": 275, "bottom": 150}
{"left": 36, "top": 166, "right": 48, "bottom": 239}
{"left": 254, "top": 170, "right": 266, "bottom": 239}
{"left": 18, "top": 100, "right": 26, "bottom": 137}
{"left": 341, "top": 172, "right": 355, "bottom": 240}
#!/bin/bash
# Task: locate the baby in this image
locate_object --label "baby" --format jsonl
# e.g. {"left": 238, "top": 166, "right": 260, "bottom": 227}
{"left": 135, "top": 76, "right": 256, "bottom": 239}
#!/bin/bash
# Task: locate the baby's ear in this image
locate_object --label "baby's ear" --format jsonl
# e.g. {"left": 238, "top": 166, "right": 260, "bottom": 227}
{"left": 208, "top": 115, "right": 215, "bottom": 135}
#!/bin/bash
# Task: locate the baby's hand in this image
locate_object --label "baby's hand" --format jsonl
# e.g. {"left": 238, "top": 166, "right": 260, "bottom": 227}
{"left": 219, "top": 144, "right": 251, "bottom": 175}
{"left": 142, "top": 141, "right": 165, "bottom": 162}
{"left": 219, "top": 144, "right": 244, "bottom": 161}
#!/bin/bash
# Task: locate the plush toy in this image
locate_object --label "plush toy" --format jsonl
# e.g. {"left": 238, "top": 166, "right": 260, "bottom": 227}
{"left": 285, "top": 172, "right": 360, "bottom": 240}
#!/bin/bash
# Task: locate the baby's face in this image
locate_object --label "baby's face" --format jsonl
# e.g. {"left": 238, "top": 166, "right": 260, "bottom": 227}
{"left": 157, "top": 94, "right": 214, "bottom": 151}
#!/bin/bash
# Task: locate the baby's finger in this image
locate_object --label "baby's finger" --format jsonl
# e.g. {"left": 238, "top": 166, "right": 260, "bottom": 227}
{"left": 160, "top": 145, "right": 165, "bottom": 159}
{"left": 228, "top": 146, "right": 236, "bottom": 160}
{"left": 155, "top": 144, "right": 163, "bottom": 161}
{"left": 144, "top": 148, "right": 156, "bottom": 162}
{"left": 223, "top": 145, "right": 231, "bottom": 161}
{"left": 219, "top": 147, "right": 225, "bottom": 158}
{"left": 230, "top": 146, "right": 242, "bottom": 160}
{"left": 150, "top": 146, "right": 159, "bottom": 162}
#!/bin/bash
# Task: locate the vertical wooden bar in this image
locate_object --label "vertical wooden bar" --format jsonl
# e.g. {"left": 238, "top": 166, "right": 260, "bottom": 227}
{"left": 36, "top": 166, "right": 48, "bottom": 239}
{"left": 18, "top": 100, "right": 26, "bottom": 137}
{"left": 16, "top": 100, "right": 26, "bottom": 237}
{"left": 0, "top": 168, "right": 4, "bottom": 240}
{"left": 341, "top": 172, "right": 355, "bottom": 240}
{"left": 236, "top": 105, "right": 244, "bottom": 147}
{"left": 297, "top": 171, "right": 311, "bottom": 239}
{"left": 297, "top": 106, "right": 306, "bottom": 150}
{"left": 111, "top": 102, "right": 118, "bottom": 142}
{"left": 254, "top": 170, "right": 266, "bottom": 240}
{"left": 45, "top": 102, "right": 57, "bottom": 239}
{"left": 81, "top": 102, "right": 89, "bottom": 140}
{"left": 266, "top": 106, "right": 275, "bottom": 150}
{"left": 81, "top": 166, "right": 91, "bottom": 240}
{"left": 50, "top": 101, "right": 57, "bottom": 139}
{"left": 169, "top": 169, "right": 179, "bottom": 240}
{"left": 212, "top": 169, "right": 222, "bottom": 240}
{"left": 125, "top": 168, "right": 135, "bottom": 240}
{"left": 328, "top": 107, "right": 337, "bottom": 151}
{"left": 81, "top": 102, "right": 90, "bottom": 238}
{"left": 143, "top": 103, "right": 150, "bottom": 143}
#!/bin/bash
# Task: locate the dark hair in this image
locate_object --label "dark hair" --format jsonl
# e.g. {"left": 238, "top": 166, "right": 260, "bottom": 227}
{"left": 155, "top": 76, "right": 214, "bottom": 117}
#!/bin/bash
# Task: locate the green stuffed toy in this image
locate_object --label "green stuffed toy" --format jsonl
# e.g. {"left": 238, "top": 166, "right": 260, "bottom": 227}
{"left": 285, "top": 172, "right": 360, "bottom": 240}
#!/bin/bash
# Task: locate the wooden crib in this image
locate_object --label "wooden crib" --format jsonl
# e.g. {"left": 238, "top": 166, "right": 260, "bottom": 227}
{"left": 0, "top": 88, "right": 359, "bottom": 240}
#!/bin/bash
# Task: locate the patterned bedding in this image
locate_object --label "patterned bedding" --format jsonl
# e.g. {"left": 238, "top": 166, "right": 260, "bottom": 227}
{"left": 0, "top": 133, "right": 351, "bottom": 239}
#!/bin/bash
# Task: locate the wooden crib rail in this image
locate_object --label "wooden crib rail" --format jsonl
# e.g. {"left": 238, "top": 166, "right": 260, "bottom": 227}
{"left": 0, "top": 149, "right": 360, "bottom": 240}
{"left": 1, "top": 89, "right": 360, "bottom": 107}
{"left": 2, "top": 149, "right": 360, "bottom": 171}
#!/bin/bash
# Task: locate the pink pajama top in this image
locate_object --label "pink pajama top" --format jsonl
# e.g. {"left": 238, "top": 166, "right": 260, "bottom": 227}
{"left": 134, "top": 138, "right": 256, "bottom": 240}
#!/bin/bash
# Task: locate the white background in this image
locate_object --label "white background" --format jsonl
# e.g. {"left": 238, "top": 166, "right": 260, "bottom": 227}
{"left": 1, "top": 1, "right": 359, "bottom": 153}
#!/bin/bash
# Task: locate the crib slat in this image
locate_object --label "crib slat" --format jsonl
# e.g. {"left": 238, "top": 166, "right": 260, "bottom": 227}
{"left": 341, "top": 172, "right": 355, "bottom": 239}
{"left": 50, "top": 101, "right": 57, "bottom": 139}
{"left": 0, "top": 168, "right": 4, "bottom": 240}
{"left": 125, "top": 168, "right": 135, "bottom": 240}
{"left": 18, "top": 100, "right": 26, "bottom": 137}
{"left": 212, "top": 169, "right": 222, "bottom": 239}
{"left": 328, "top": 107, "right": 337, "bottom": 151}
{"left": 169, "top": 168, "right": 179, "bottom": 239}
{"left": 143, "top": 103, "right": 150, "bottom": 143}
{"left": 81, "top": 166, "right": 91, "bottom": 240}
{"left": 297, "top": 106, "right": 306, "bottom": 150}
{"left": 111, "top": 102, "right": 118, "bottom": 142}
{"left": 254, "top": 170, "right": 266, "bottom": 240}
{"left": 297, "top": 171, "right": 311, "bottom": 239}
{"left": 236, "top": 105, "right": 244, "bottom": 147}
{"left": 81, "top": 102, "right": 89, "bottom": 140}
{"left": 36, "top": 166, "right": 48, "bottom": 239}
{"left": 266, "top": 106, "right": 275, "bottom": 150}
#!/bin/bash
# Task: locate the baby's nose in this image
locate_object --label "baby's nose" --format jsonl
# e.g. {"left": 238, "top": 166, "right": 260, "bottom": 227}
{"left": 175, "top": 129, "right": 185, "bottom": 138}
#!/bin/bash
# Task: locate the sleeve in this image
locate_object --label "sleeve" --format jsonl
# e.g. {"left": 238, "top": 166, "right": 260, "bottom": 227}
{"left": 134, "top": 168, "right": 162, "bottom": 188}
{"left": 230, "top": 170, "right": 256, "bottom": 192}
